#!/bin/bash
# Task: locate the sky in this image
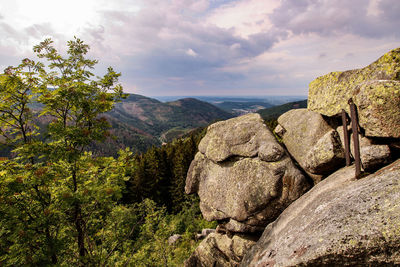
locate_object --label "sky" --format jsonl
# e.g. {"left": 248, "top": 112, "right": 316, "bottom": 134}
{"left": 0, "top": 0, "right": 399, "bottom": 97}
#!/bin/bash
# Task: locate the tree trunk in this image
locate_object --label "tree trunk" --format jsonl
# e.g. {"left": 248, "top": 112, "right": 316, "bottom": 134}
{"left": 72, "top": 169, "right": 86, "bottom": 258}
{"left": 74, "top": 203, "right": 86, "bottom": 258}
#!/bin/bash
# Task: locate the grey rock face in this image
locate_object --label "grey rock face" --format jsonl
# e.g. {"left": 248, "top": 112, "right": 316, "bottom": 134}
{"left": 186, "top": 113, "right": 310, "bottom": 232}
{"left": 337, "top": 126, "right": 391, "bottom": 171}
{"left": 241, "top": 159, "right": 400, "bottom": 267}
{"left": 276, "top": 109, "right": 345, "bottom": 182}
{"left": 198, "top": 113, "right": 279, "bottom": 162}
{"left": 196, "top": 229, "right": 216, "bottom": 240}
{"left": 184, "top": 233, "right": 257, "bottom": 267}
{"left": 188, "top": 152, "right": 308, "bottom": 232}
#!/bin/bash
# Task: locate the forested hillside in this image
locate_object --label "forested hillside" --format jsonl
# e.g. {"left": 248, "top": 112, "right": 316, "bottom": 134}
{"left": 257, "top": 99, "right": 307, "bottom": 120}
{"left": 89, "top": 94, "right": 232, "bottom": 156}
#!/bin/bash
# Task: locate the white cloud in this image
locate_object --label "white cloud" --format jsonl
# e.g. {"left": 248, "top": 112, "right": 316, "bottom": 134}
{"left": 207, "top": 0, "right": 280, "bottom": 38}
{"left": 367, "top": 0, "right": 382, "bottom": 16}
{"left": 186, "top": 48, "right": 198, "bottom": 57}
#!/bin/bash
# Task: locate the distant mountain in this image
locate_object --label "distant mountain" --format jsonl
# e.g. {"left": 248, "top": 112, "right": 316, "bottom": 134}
{"left": 257, "top": 99, "right": 308, "bottom": 120}
{"left": 95, "top": 94, "right": 233, "bottom": 156}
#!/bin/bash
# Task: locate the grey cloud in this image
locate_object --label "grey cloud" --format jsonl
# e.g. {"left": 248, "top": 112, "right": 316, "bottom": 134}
{"left": 92, "top": 2, "right": 285, "bottom": 93}
{"left": 1, "top": 21, "right": 60, "bottom": 46}
{"left": 24, "top": 23, "right": 55, "bottom": 39}
{"left": 270, "top": 0, "right": 400, "bottom": 38}
{"left": 1, "top": 22, "right": 19, "bottom": 36}
{"left": 0, "top": 22, "right": 31, "bottom": 45}
{"left": 82, "top": 25, "right": 105, "bottom": 44}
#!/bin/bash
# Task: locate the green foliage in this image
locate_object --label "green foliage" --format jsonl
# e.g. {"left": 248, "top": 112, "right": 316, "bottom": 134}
{"left": 123, "top": 128, "right": 207, "bottom": 213}
{"left": 0, "top": 38, "right": 129, "bottom": 265}
{"left": 0, "top": 38, "right": 215, "bottom": 266}
{"left": 128, "top": 199, "right": 217, "bottom": 267}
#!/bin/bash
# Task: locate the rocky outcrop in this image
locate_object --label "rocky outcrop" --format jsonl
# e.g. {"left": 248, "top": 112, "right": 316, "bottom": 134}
{"left": 275, "top": 109, "right": 345, "bottom": 182}
{"left": 241, "top": 159, "right": 400, "bottom": 266}
{"left": 337, "top": 126, "right": 391, "bottom": 172}
{"left": 185, "top": 114, "right": 310, "bottom": 232}
{"left": 308, "top": 47, "right": 400, "bottom": 138}
{"left": 185, "top": 48, "right": 400, "bottom": 267}
{"left": 197, "top": 113, "right": 285, "bottom": 163}
{"left": 184, "top": 233, "right": 257, "bottom": 267}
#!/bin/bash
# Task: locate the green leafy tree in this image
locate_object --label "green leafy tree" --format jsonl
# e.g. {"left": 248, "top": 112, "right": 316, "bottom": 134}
{"left": 0, "top": 38, "right": 130, "bottom": 265}
{"left": 33, "top": 38, "right": 124, "bottom": 261}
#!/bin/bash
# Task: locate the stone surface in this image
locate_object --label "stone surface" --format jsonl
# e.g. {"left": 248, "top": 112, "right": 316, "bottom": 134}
{"left": 223, "top": 219, "right": 265, "bottom": 234}
{"left": 258, "top": 142, "right": 285, "bottom": 162}
{"left": 168, "top": 234, "right": 182, "bottom": 245}
{"left": 337, "top": 126, "right": 392, "bottom": 171}
{"left": 184, "top": 233, "right": 257, "bottom": 267}
{"left": 304, "top": 129, "right": 344, "bottom": 174}
{"left": 186, "top": 113, "right": 310, "bottom": 232}
{"left": 196, "top": 229, "right": 216, "bottom": 240}
{"left": 187, "top": 153, "right": 309, "bottom": 231}
{"left": 308, "top": 47, "right": 400, "bottom": 138}
{"left": 241, "top": 159, "right": 400, "bottom": 267}
{"left": 276, "top": 109, "right": 345, "bottom": 180}
{"left": 198, "top": 113, "right": 278, "bottom": 162}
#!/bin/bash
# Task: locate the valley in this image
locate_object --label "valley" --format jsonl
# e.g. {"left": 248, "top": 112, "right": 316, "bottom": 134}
{"left": 94, "top": 94, "right": 307, "bottom": 156}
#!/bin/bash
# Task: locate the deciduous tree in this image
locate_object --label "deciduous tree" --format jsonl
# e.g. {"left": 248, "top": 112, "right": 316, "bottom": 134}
{"left": 0, "top": 38, "right": 129, "bottom": 265}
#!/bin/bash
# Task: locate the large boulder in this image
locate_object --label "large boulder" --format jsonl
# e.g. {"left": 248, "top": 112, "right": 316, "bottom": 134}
{"left": 198, "top": 113, "right": 284, "bottom": 162}
{"left": 275, "top": 109, "right": 345, "bottom": 182}
{"left": 187, "top": 153, "right": 308, "bottom": 232}
{"left": 186, "top": 113, "right": 310, "bottom": 232}
{"left": 241, "top": 159, "right": 400, "bottom": 266}
{"left": 184, "top": 233, "right": 257, "bottom": 267}
{"left": 308, "top": 47, "right": 400, "bottom": 138}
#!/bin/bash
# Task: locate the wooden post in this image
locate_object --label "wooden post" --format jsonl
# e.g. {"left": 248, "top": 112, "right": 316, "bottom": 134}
{"left": 348, "top": 98, "right": 361, "bottom": 178}
{"left": 341, "top": 109, "right": 351, "bottom": 166}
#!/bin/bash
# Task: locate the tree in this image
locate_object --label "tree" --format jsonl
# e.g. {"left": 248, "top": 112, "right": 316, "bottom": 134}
{"left": 0, "top": 38, "right": 129, "bottom": 265}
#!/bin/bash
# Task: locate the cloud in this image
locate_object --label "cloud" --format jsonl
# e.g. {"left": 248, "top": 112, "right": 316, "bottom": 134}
{"left": 1, "top": 0, "right": 400, "bottom": 96}
{"left": 270, "top": 0, "right": 400, "bottom": 38}
{"left": 77, "top": 0, "right": 287, "bottom": 95}
{"left": 186, "top": 48, "right": 198, "bottom": 57}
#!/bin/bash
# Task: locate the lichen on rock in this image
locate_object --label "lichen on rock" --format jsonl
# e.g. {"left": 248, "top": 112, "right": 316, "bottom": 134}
{"left": 336, "top": 126, "right": 391, "bottom": 172}
{"left": 184, "top": 233, "right": 258, "bottom": 267}
{"left": 276, "top": 108, "right": 345, "bottom": 182}
{"left": 308, "top": 47, "right": 400, "bottom": 138}
{"left": 185, "top": 113, "right": 310, "bottom": 233}
{"left": 241, "top": 159, "right": 400, "bottom": 267}
{"left": 198, "top": 113, "right": 279, "bottom": 162}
